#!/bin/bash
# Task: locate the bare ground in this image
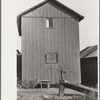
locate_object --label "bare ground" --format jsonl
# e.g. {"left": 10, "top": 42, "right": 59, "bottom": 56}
{"left": 17, "top": 88, "right": 83, "bottom": 100}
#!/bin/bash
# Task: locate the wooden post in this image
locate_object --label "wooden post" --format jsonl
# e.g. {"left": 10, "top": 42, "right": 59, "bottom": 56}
{"left": 59, "top": 68, "right": 66, "bottom": 96}
{"left": 59, "top": 79, "right": 64, "bottom": 96}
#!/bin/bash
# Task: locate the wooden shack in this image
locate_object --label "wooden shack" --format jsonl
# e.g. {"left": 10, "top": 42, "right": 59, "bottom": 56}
{"left": 17, "top": 0, "right": 84, "bottom": 84}
{"left": 80, "top": 45, "right": 98, "bottom": 88}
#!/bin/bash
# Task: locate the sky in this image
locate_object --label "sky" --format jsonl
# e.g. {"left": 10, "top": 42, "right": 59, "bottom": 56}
{"left": 16, "top": 0, "right": 99, "bottom": 51}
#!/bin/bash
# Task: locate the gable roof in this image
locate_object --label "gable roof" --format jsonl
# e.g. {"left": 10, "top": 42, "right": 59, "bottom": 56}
{"left": 17, "top": 0, "right": 84, "bottom": 36}
{"left": 80, "top": 45, "right": 97, "bottom": 59}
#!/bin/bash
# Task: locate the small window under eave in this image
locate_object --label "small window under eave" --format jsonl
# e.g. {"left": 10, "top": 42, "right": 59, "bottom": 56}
{"left": 46, "top": 18, "right": 53, "bottom": 28}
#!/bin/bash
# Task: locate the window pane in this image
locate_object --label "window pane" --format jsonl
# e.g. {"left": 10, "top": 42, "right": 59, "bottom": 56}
{"left": 46, "top": 18, "right": 49, "bottom": 28}
{"left": 46, "top": 18, "right": 53, "bottom": 28}
{"left": 49, "top": 18, "right": 53, "bottom": 27}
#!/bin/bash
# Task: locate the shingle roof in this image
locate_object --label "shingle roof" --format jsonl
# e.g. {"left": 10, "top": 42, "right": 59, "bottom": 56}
{"left": 80, "top": 45, "right": 97, "bottom": 59}
{"left": 17, "top": 0, "right": 84, "bottom": 36}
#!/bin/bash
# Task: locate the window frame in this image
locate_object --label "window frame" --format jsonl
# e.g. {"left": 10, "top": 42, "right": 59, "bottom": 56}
{"left": 46, "top": 18, "right": 53, "bottom": 28}
{"left": 45, "top": 53, "right": 58, "bottom": 64}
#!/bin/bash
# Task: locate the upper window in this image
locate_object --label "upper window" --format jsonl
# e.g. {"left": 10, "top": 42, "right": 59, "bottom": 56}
{"left": 46, "top": 18, "right": 53, "bottom": 28}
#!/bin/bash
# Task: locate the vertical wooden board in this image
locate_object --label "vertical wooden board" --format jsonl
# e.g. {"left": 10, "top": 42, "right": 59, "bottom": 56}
{"left": 50, "top": 29, "right": 57, "bottom": 83}
{"left": 34, "top": 18, "right": 39, "bottom": 80}
{"left": 47, "top": 30, "right": 52, "bottom": 52}
{"left": 47, "top": 64, "right": 52, "bottom": 81}
{"left": 32, "top": 9, "right": 37, "bottom": 17}
{"left": 26, "top": 18, "right": 30, "bottom": 81}
{"left": 44, "top": 28, "right": 48, "bottom": 80}
{"left": 57, "top": 9, "right": 61, "bottom": 18}
{"left": 36, "top": 7, "right": 42, "bottom": 17}
{"left": 70, "top": 19, "right": 75, "bottom": 83}
{"left": 43, "top": 4, "right": 47, "bottom": 17}
{"left": 57, "top": 8, "right": 65, "bottom": 18}
{"left": 38, "top": 5, "right": 45, "bottom": 17}
{"left": 45, "top": 67, "right": 49, "bottom": 80}
{"left": 28, "top": 19, "right": 32, "bottom": 81}
{"left": 32, "top": 18, "right": 37, "bottom": 80}
{"left": 75, "top": 21, "right": 81, "bottom": 83}
{"left": 28, "top": 19, "right": 33, "bottom": 81}
{"left": 61, "top": 8, "right": 70, "bottom": 18}
{"left": 74, "top": 20, "right": 80, "bottom": 83}
{"left": 71, "top": 20, "right": 81, "bottom": 84}
{"left": 29, "top": 19, "right": 34, "bottom": 81}
{"left": 43, "top": 18, "right": 48, "bottom": 80}
{"left": 36, "top": 7, "right": 41, "bottom": 17}
{"left": 40, "top": 18, "right": 45, "bottom": 80}
{"left": 49, "top": 3, "right": 58, "bottom": 18}
{"left": 52, "top": 65, "right": 55, "bottom": 84}
{"left": 65, "top": 18, "right": 70, "bottom": 82}
{"left": 56, "top": 65, "right": 60, "bottom": 84}
{"left": 61, "top": 18, "right": 66, "bottom": 70}
{"left": 63, "top": 17, "right": 66, "bottom": 81}
{"left": 53, "top": 19, "right": 58, "bottom": 53}
{"left": 62, "top": 17, "right": 67, "bottom": 80}
{"left": 71, "top": 19, "right": 77, "bottom": 83}
{"left": 48, "top": 29, "right": 53, "bottom": 83}
{"left": 71, "top": 19, "right": 76, "bottom": 83}
{"left": 39, "top": 18, "right": 42, "bottom": 80}
{"left": 51, "top": 30, "right": 56, "bottom": 52}
{"left": 58, "top": 18, "right": 63, "bottom": 70}
{"left": 52, "top": 19, "right": 59, "bottom": 83}
{"left": 36, "top": 19, "right": 42, "bottom": 81}
{"left": 44, "top": 22, "right": 48, "bottom": 53}
{"left": 58, "top": 18, "right": 64, "bottom": 80}
{"left": 22, "top": 18, "right": 26, "bottom": 80}
{"left": 45, "top": 28, "right": 53, "bottom": 82}
{"left": 53, "top": 64, "right": 58, "bottom": 83}
{"left": 46, "top": 3, "right": 51, "bottom": 17}
{"left": 56, "top": 18, "right": 60, "bottom": 83}
{"left": 60, "top": 19, "right": 63, "bottom": 69}
{"left": 58, "top": 19, "right": 63, "bottom": 68}
{"left": 61, "top": 18, "right": 67, "bottom": 80}
{"left": 25, "top": 19, "right": 31, "bottom": 81}
{"left": 23, "top": 18, "right": 27, "bottom": 80}
{"left": 67, "top": 18, "right": 74, "bottom": 83}
{"left": 30, "top": 18, "right": 35, "bottom": 80}
{"left": 44, "top": 26, "right": 51, "bottom": 81}
{"left": 43, "top": 3, "right": 49, "bottom": 18}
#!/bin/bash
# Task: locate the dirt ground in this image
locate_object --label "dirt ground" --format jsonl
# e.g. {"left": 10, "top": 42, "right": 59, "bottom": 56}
{"left": 17, "top": 88, "right": 83, "bottom": 100}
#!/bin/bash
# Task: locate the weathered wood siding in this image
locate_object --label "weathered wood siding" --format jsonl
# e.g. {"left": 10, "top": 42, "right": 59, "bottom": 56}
{"left": 21, "top": 1, "right": 81, "bottom": 84}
